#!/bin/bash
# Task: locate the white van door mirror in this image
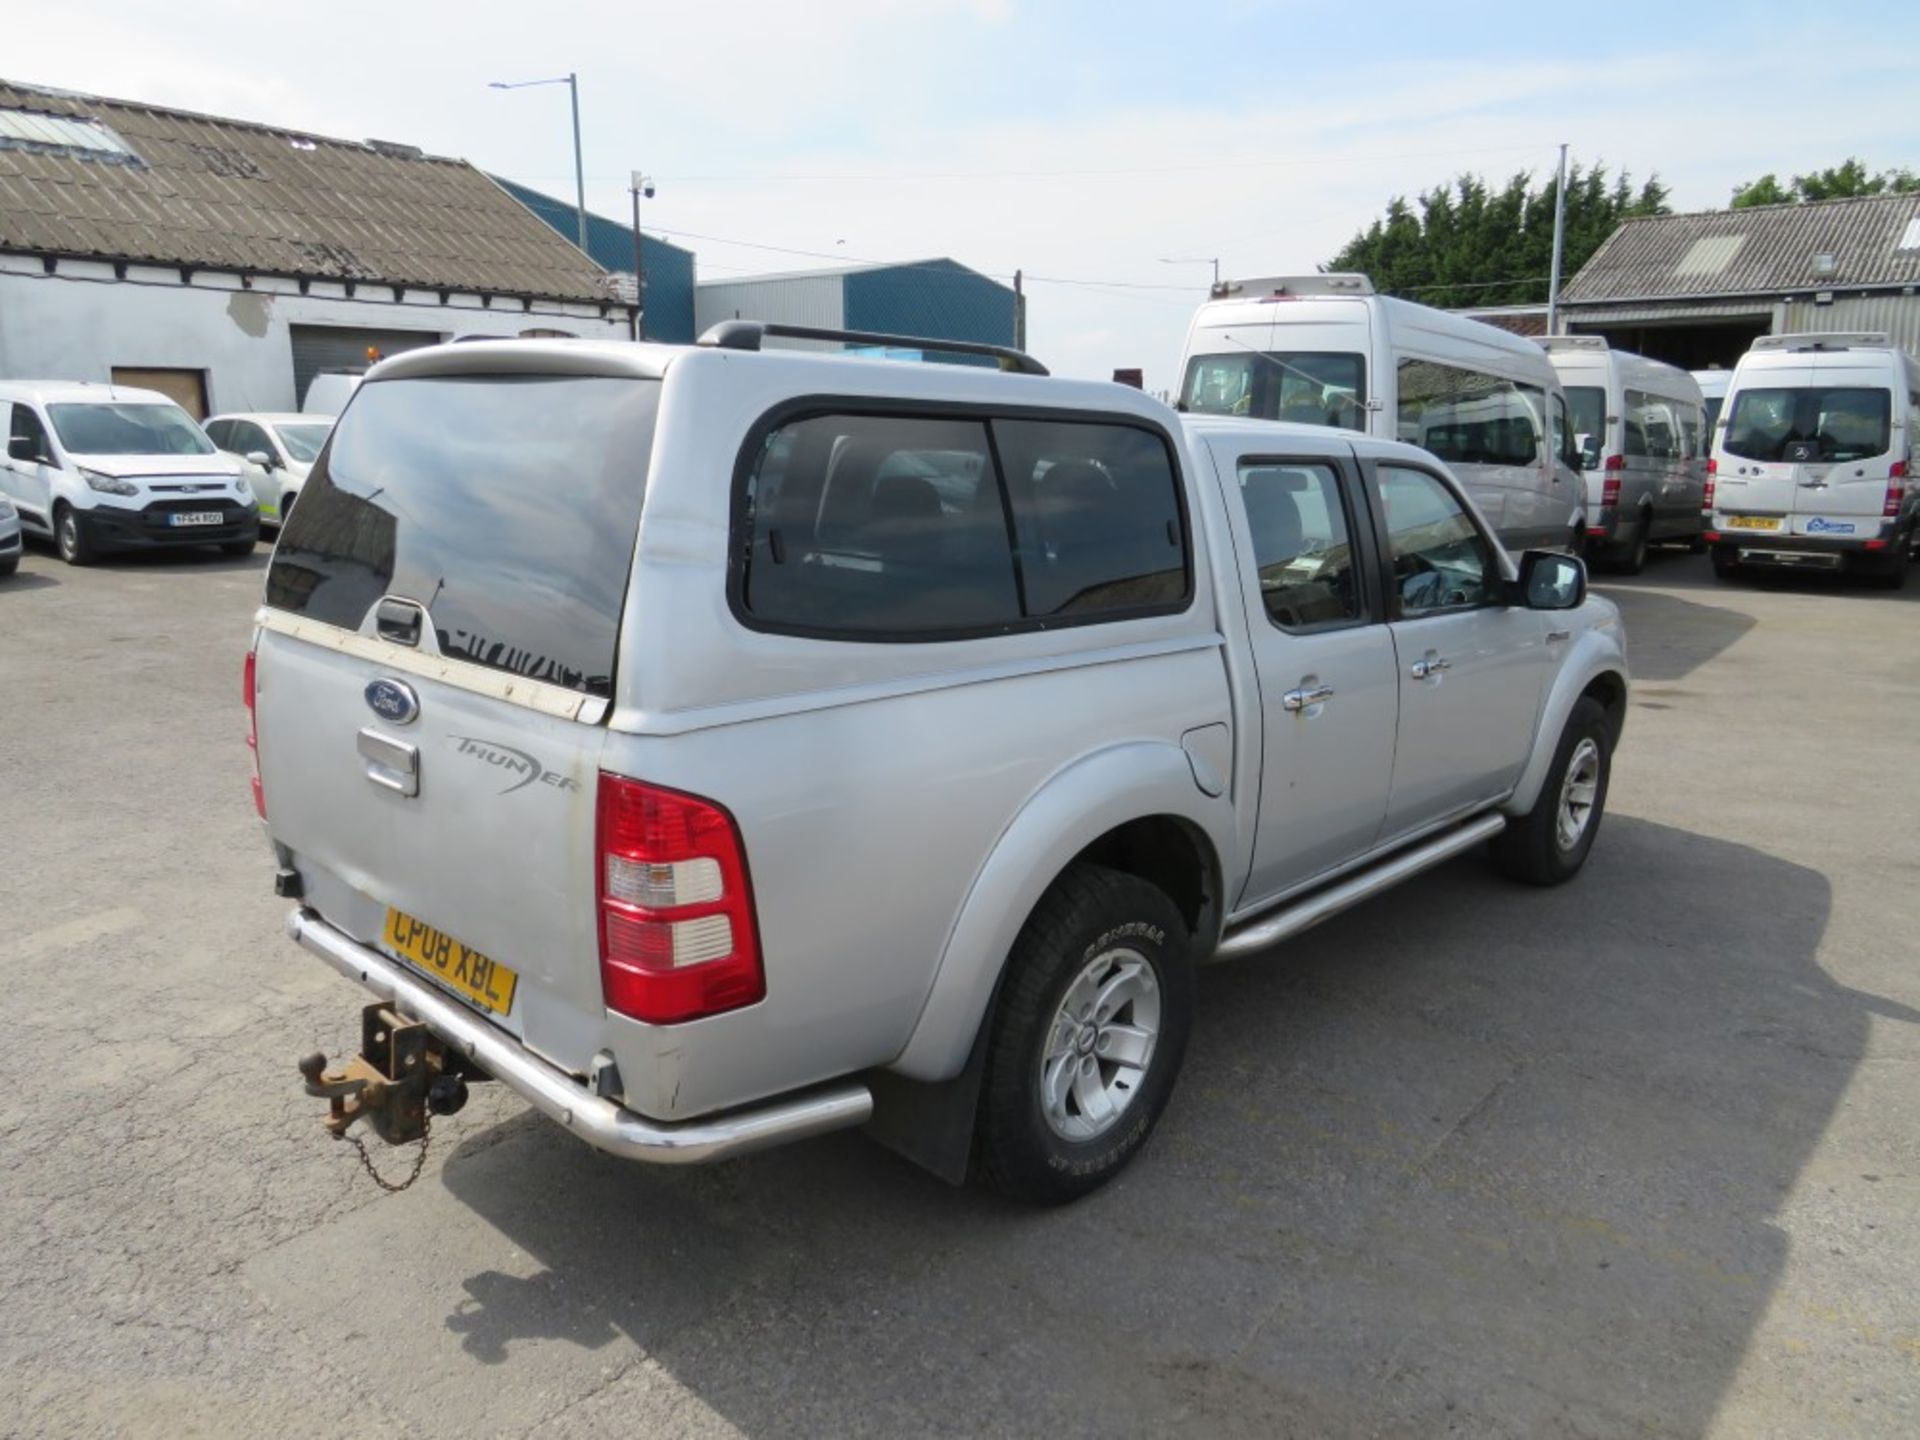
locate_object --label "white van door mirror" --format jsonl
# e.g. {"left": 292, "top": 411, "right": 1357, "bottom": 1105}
{"left": 244, "top": 450, "right": 276, "bottom": 469}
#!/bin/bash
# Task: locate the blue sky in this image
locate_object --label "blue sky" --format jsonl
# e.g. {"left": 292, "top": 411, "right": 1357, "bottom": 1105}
{"left": 11, "top": 0, "right": 1920, "bottom": 387}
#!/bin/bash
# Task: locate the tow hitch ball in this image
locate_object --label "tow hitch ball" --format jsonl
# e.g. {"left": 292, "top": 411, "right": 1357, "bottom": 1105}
{"left": 297, "top": 1002, "right": 471, "bottom": 1146}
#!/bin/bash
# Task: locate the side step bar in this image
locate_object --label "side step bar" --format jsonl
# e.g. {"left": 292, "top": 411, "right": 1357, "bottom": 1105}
{"left": 1211, "top": 812, "right": 1507, "bottom": 962}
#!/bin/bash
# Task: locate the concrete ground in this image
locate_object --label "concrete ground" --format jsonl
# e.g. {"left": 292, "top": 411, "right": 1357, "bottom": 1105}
{"left": 1, "top": 540, "right": 1914, "bottom": 1439}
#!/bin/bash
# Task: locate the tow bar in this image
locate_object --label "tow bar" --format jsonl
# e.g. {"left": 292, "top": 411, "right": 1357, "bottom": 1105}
{"left": 298, "top": 1003, "right": 481, "bottom": 1188}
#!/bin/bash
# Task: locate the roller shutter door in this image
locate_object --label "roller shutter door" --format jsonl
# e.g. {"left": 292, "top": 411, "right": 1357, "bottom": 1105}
{"left": 290, "top": 325, "right": 442, "bottom": 406}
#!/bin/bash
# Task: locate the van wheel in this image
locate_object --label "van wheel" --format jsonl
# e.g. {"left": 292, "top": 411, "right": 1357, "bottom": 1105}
{"left": 1617, "top": 509, "right": 1651, "bottom": 575}
{"left": 1862, "top": 538, "right": 1910, "bottom": 591}
{"left": 1490, "top": 697, "right": 1612, "bottom": 887}
{"left": 54, "top": 505, "right": 95, "bottom": 566}
{"left": 976, "top": 863, "right": 1192, "bottom": 1205}
{"left": 1710, "top": 547, "right": 1741, "bottom": 580}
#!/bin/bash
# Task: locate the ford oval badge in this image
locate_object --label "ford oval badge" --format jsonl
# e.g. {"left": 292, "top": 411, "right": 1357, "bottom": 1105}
{"left": 364, "top": 677, "right": 420, "bottom": 726}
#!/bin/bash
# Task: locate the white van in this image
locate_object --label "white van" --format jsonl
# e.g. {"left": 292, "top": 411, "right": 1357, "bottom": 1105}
{"left": 1708, "top": 332, "right": 1920, "bottom": 587}
{"left": 0, "top": 380, "right": 258, "bottom": 564}
{"left": 1178, "top": 274, "right": 1584, "bottom": 552}
{"left": 1691, "top": 369, "right": 1730, "bottom": 437}
{"left": 1541, "top": 337, "right": 1708, "bottom": 572}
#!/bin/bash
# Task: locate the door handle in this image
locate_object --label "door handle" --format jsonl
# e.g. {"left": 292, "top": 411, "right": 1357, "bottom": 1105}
{"left": 1410, "top": 655, "right": 1452, "bottom": 680}
{"left": 375, "top": 598, "right": 424, "bottom": 647}
{"left": 1281, "top": 683, "right": 1335, "bottom": 712}
{"left": 358, "top": 727, "right": 419, "bottom": 797}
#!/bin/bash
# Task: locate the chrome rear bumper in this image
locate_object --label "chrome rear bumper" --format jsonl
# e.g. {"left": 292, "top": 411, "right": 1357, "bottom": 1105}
{"left": 287, "top": 908, "right": 874, "bottom": 1165}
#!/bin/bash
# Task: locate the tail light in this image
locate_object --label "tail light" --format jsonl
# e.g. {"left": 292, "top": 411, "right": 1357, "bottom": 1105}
{"left": 596, "top": 773, "right": 764, "bottom": 1024}
{"left": 1600, "top": 454, "right": 1623, "bottom": 508}
{"left": 1884, "top": 477, "right": 1905, "bottom": 519}
{"left": 243, "top": 647, "right": 264, "bottom": 818}
{"left": 1703, "top": 459, "right": 1717, "bottom": 512}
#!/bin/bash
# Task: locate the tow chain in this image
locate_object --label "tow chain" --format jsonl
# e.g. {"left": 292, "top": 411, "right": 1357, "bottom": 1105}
{"left": 342, "top": 1116, "right": 432, "bottom": 1193}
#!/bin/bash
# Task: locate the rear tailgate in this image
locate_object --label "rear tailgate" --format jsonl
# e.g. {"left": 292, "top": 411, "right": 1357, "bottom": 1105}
{"left": 1716, "top": 368, "right": 1895, "bottom": 540}
{"left": 255, "top": 371, "right": 660, "bottom": 1075}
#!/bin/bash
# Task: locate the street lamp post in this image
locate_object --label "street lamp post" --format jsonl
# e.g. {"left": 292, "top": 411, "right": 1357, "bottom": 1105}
{"left": 1160, "top": 256, "right": 1222, "bottom": 291}
{"left": 630, "top": 171, "right": 654, "bottom": 340}
{"left": 489, "top": 72, "right": 588, "bottom": 253}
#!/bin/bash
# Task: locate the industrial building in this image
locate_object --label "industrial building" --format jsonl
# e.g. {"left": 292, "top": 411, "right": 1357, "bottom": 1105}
{"left": 1556, "top": 192, "right": 1920, "bottom": 368}
{"left": 492, "top": 177, "right": 697, "bottom": 342}
{"left": 0, "top": 78, "right": 631, "bottom": 415}
{"left": 695, "top": 258, "right": 1020, "bottom": 357}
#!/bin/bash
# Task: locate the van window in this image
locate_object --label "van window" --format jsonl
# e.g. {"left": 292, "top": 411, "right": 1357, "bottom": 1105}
{"left": 1397, "top": 359, "right": 1540, "bottom": 467}
{"left": 1723, "top": 386, "right": 1892, "bottom": 463}
{"left": 9, "top": 404, "right": 55, "bottom": 464}
{"left": 1565, "top": 386, "right": 1606, "bottom": 457}
{"left": 1236, "top": 461, "right": 1362, "bottom": 628}
{"left": 266, "top": 376, "right": 659, "bottom": 699}
{"left": 736, "top": 412, "right": 1189, "bottom": 637}
{"left": 1181, "top": 352, "right": 1366, "bottom": 431}
{"left": 1624, "top": 390, "right": 1678, "bottom": 460}
{"left": 48, "top": 402, "right": 214, "bottom": 456}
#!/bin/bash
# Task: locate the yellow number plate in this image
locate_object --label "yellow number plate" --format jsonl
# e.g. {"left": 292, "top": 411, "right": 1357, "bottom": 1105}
{"left": 382, "top": 908, "right": 519, "bottom": 1015}
{"left": 1725, "top": 515, "right": 1782, "bottom": 531}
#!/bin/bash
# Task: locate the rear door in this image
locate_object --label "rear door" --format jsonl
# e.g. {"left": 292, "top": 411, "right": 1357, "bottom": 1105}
{"left": 1716, "top": 364, "right": 1897, "bottom": 539}
{"left": 1209, "top": 440, "right": 1398, "bottom": 904}
{"left": 255, "top": 373, "right": 659, "bottom": 1067}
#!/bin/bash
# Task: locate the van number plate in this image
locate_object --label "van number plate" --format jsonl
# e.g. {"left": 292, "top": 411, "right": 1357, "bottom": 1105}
{"left": 167, "top": 511, "right": 223, "bottom": 526}
{"left": 1724, "top": 515, "right": 1782, "bottom": 531}
{"left": 382, "top": 908, "right": 519, "bottom": 1015}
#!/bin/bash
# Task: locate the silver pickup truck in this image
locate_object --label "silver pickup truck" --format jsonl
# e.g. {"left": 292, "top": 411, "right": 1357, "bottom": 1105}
{"left": 254, "top": 323, "right": 1627, "bottom": 1204}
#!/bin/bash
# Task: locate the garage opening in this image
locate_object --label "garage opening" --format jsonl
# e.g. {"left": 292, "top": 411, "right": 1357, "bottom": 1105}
{"left": 289, "top": 325, "right": 442, "bottom": 407}
{"left": 1567, "top": 316, "right": 1771, "bottom": 371}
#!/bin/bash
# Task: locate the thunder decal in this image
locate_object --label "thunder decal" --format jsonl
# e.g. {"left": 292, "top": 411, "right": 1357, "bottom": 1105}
{"left": 450, "top": 736, "right": 579, "bottom": 794}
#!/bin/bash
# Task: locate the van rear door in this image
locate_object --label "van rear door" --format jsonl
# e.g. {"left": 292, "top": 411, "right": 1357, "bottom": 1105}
{"left": 254, "top": 372, "right": 659, "bottom": 1073}
{"left": 1718, "top": 362, "right": 1897, "bottom": 539}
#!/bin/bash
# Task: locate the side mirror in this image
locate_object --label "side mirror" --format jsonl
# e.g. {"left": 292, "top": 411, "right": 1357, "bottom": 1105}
{"left": 7, "top": 435, "right": 40, "bottom": 463}
{"left": 1511, "top": 549, "right": 1587, "bottom": 611}
{"left": 244, "top": 450, "right": 275, "bottom": 469}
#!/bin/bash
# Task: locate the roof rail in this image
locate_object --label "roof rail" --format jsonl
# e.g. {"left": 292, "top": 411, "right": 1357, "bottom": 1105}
{"left": 1208, "top": 273, "right": 1375, "bottom": 301}
{"left": 1752, "top": 331, "right": 1891, "bottom": 352}
{"left": 1536, "top": 335, "right": 1608, "bottom": 352}
{"left": 696, "top": 320, "right": 1049, "bottom": 376}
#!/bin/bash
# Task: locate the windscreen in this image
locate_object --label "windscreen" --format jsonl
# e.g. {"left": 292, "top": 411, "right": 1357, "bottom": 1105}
{"left": 1565, "top": 386, "right": 1607, "bottom": 453}
{"left": 49, "top": 403, "right": 214, "bottom": 456}
{"left": 275, "top": 422, "right": 333, "bottom": 463}
{"left": 265, "top": 375, "right": 658, "bottom": 699}
{"left": 1723, "top": 386, "right": 1892, "bottom": 463}
{"left": 1181, "top": 352, "right": 1366, "bottom": 430}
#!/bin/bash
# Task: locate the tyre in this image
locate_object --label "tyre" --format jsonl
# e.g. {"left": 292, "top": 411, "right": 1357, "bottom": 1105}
{"left": 1490, "top": 696, "right": 1612, "bottom": 887}
{"left": 0, "top": 553, "right": 16, "bottom": 578}
{"left": 220, "top": 537, "right": 257, "bottom": 558}
{"left": 54, "top": 505, "right": 95, "bottom": 566}
{"left": 1710, "top": 547, "right": 1741, "bottom": 580}
{"left": 1687, "top": 530, "right": 1709, "bottom": 555}
{"left": 976, "top": 863, "right": 1193, "bottom": 1204}
{"left": 1617, "top": 509, "right": 1651, "bottom": 575}
{"left": 1860, "top": 537, "right": 1909, "bottom": 591}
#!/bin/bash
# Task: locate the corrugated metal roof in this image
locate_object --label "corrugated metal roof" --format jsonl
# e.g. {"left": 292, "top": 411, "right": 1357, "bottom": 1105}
{"left": 1564, "top": 193, "right": 1920, "bottom": 302}
{"left": 0, "top": 78, "right": 616, "bottom": 302}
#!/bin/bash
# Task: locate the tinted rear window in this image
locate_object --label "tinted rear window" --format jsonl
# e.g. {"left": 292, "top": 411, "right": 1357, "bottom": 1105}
{"left": 266, "top": 375, "right": 657, "bottom": 698}
{"left": 735, "top": 409, "right": 1189, "bottom": 639}
{"left": 1723, "top": 386, "right": 1892, "bottom": 463}
{"left": 1181, "top": 352, "right": 1366, "bottom": 430}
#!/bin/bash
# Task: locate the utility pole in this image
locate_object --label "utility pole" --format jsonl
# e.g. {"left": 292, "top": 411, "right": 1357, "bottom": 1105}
{"left": 629, "top": 171, "right": 653, "bottom": 340}
{"left": 1546, "top": 143, "right": 1569, "bottom": 335}
{"left": 488, "top": 73, "right": 588, "bottom": 253}
{"left": 1013, "top": 269, "right": 1026, "bottom": 351}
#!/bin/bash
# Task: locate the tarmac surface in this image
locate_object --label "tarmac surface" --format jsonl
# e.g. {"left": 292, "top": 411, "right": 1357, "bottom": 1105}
{"left": 2, "top": 540, "right": 1915, "bottom": 1438}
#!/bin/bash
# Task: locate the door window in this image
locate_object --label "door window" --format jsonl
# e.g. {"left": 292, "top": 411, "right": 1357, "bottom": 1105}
{"left": 1724, "top": 387, "right": 1892, "bottom": 463}
{"left": 9, "top": 404, "right": 55, "bottom": 464}
{"left": 229, "top": 421, "right": 272, "bottom": 458}
{"left": 1236, "top": 460, "right": 1364, "bottom": 629}
{"left": 1376, "top": 464, "right": 1497, "bottom": 615}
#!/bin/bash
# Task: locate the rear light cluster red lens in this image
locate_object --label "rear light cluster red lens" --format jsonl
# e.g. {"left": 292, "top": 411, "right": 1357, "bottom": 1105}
{"left": 1884, "top": 479, "right": 1905, "bottom": 518}
{"left": 1600, "top": 472, "right": 1622, "bottom": 508}
{"left": 596, "top": 773, "right": 764, "bottom": 1024}
{"left": 243, "top": 648, "right": 264, "bottom": 818}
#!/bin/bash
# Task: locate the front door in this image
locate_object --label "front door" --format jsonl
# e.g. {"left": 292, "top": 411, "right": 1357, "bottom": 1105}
{"left": 1371, "top": 462, "right": 1546, "bottom": 840}
{"left": 1211, "top": 442, "right": 1400, "bottom": 907}
{"left": 2, "top": 403, "right": 61, "bottom": 528}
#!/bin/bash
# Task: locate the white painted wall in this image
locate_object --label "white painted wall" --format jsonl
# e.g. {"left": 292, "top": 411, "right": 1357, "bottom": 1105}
{"left": 0, "top": 256, "right": 631, "bottom": 413}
